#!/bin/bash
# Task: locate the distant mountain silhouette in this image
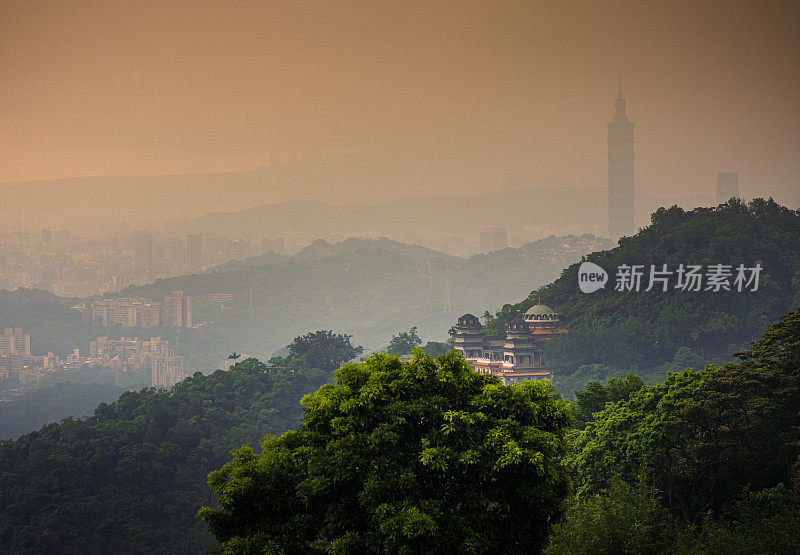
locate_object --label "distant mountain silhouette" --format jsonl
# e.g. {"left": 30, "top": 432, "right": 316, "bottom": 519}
{"left": 186, "top": 188, "right": 725, "bottom": 239}
{"left": 4, "top": 146, "right": 783, "bottom": 232}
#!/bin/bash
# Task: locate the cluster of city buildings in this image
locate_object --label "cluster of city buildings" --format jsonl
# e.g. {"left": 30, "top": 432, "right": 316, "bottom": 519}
{"left": 449, "top": 305, "right": 566, "bottom": 385}
{"left": 0, "top": 229, "right": 286, "bottom": 297}
{"left": 89, "top": 336, "right": 186, "bottom": 388}
{"left": 0, "top": 326, "right": 185, "bottom": 391}
{"left": 1, "top": 327, "right": 88, "bottom": 385}
{"left": 77, "top": 291, "right": 193, "bottom": 328}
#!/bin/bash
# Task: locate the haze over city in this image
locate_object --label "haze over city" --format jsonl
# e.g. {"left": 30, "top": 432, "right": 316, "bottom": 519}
{"left": 2, "top": 3, "right": 800, "bottom": 552}
{"left": 1, "top": 0, "right": 798, "bottom": 225}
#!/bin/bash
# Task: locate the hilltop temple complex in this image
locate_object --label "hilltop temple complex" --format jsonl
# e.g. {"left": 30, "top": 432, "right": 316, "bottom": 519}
{"left": 449, "top": 304, "right": 565, "bottom": 385}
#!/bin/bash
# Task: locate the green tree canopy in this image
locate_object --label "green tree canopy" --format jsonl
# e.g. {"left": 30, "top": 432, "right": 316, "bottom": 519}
{"left": 199, "top": 350, "right": 572, "bottom": 553}
{"left": 571, "top": 373, "right": 645, "bottom": 430}
{"left": 386, "top": 326, "right": 423, "bottom": 355}
{"left": 0, "top": 358, "right": 329, "bottom": 553}
{"left": 660, "top": 346, "right": 706, "bottom": 375}
{"left": 569, "top": 306, "right": 800, "bottom": 524}
{"left": 286, "top": 330, "right": 364, "bottom": 372}
{"left": 545, "top": 479, "right": 678, "bottom": 555}
{"left": 421, "top": 341, "right": 451, "bottom": 357}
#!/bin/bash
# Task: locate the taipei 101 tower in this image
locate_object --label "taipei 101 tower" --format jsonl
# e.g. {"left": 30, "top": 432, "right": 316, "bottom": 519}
{"left": 607, "top": 75, "right": 635, "bottom": 239}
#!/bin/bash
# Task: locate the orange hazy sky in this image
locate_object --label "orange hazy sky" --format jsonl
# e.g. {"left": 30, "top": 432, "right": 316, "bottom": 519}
{"left": 1, "top": 0, "right": 798, "bottom": 201}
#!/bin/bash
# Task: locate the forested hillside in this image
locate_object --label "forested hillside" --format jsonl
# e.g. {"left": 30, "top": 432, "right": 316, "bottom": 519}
{"left": 0, "top": 382, "right": 125, "bottom": 440}
{"left": 195, "top": 306, "right": 800, "bottom": 553}
{"left": 0, "top": 359, "right": 329, "bottom": 553}
{"left": 483, "top": 199, "right": 800, "bottom": 384}
{"left": 547, "top": 306, "right": 800, "bottom": 553}
{"left": 0, "top": 289, "right": 99, "bottom": 356}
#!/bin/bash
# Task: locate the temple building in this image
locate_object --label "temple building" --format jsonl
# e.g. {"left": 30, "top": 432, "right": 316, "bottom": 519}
{"left": 449, "top": 304, "right": 566, "bottom": 385}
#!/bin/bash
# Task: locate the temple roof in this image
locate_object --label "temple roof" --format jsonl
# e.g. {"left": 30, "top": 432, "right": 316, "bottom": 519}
{"left": 524, "top": 304, "right": 557, "bottom": 317}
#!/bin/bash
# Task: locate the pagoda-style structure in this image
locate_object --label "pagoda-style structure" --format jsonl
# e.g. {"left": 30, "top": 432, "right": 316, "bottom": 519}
{"left": 449, "top": 305, "right": 566, "bottom": 385}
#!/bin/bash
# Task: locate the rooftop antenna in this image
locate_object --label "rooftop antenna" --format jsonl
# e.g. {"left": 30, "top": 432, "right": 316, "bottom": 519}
{"left": 619, "top": 73, "right": 623, "bottom": 94}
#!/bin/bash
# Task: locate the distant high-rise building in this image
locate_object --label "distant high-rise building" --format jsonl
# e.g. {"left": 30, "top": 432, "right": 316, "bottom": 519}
{"left": 134, "top": 233, "right": 154, "bottom": 270}
{"left": 607, "top": 75, "right": 635, "bottom": 240}
{"left": 186, "top": 234, "right": 203, "bottom": 273}
{"left": 163, "top": 291, "right": 192, "bottom": 328}
{"left": 232, "top": 238, "right": 249, "bottom": 260}
{"left": 0, "top": 328, "right": 31, "bottom": 356}
{"left": 716, "top": 172, "right": 740, "bottom": 204}
{"left": 479, "top": 228, "right": 508, "bottom": 253}
{"left": 41, "top": 229, "right": 51, "bottom": 245}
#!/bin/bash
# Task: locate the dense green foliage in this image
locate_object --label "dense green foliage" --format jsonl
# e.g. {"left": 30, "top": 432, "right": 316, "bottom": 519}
{"left": 386, "top": 327, "right": 451, "bottom": 357}
{"left": 484, "top": 199, "right": 800, "bottom": 376}
{"left": 678, "top": 483, "right": 800, "bottom": 553}
{"left": 569, "top": 305, "right": 800, "bottom": 523}
{"left": 570, "top": 374, "right": 645, "bottom": 430}
{"left": 0, "top": 381, "right": 125, "bottom": 440}
{"left": 285, "top": 330, "right": 363, "bottom": 372}
{"left": 421, "top": 341, "right": 451, "bottom": 357}
{"left": 545, "top": 479, "right": 679, "bottom": 554}
{"left": 547, "top": 306, "right": 800, "bottom": 553}
{"left": 0, "top": 359, "right": 329, "bottom": 553}
{"left": 386, "top": 326, "right": 423, "bottom": 354}
{"left": 547, "top": 479, "right": 800, "bottom": 554}
{"left": 199, "top": 350, "right": 572, "bottom": 553}
{"left": 550, "top": 363, "right": 629, "bottom": 400}
{"left": 3, "top": 209, "right": 798, "bottom": 552}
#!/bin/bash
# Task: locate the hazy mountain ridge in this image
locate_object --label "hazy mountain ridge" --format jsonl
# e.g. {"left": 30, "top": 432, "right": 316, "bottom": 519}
{"left": 0, "top": 149, "right": 610, "bottom": 225}
{"left": 12, "top": 150, "right": 787, "bottom": 235}
{"left": 120, "top": 235, "right": 610, "bottom": 367}
{"left": 186, "top": 188, "right": 730, "bottom": 238}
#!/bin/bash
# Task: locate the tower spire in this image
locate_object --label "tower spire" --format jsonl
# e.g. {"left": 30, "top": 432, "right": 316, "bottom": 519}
{"left": 608, "top": 74, "right": 635, "bottom": 240}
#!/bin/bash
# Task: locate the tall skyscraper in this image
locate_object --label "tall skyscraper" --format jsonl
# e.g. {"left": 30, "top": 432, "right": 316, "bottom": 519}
{"left": 716, "top": 172, "right": 739, "bottom": 204}
{"left": 134, "top": 233, "right": 154, "bottom": 270}
{"left": 186, "top": 233, "right": 203, "bottom": 273}
{"left": 607, "top": 76, "right": 635, "bottom": 240}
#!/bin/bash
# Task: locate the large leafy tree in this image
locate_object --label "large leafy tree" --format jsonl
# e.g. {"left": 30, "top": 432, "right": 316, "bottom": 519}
{"left": 199, "top": 350, "right": 572, "bottom": 553}
{"left": 286, "top": 330, "right": 364, "bottom": 372}
{"left": 570, "top": 373, "right": 645, "bottom": 430}
{"left": 545, "top": 479, "right": 678, "bottom": 555}
{"left": 386, "top": 326, "right": 423, "bottom": 355}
